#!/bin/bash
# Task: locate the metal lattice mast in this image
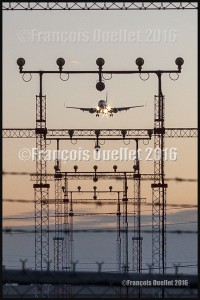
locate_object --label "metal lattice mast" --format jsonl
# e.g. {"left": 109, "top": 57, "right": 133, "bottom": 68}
{"left": 62, "top": 176, "right": 73, "bottom": 297}
{"left": 69, "top": 192, "right": 74, "bottom": 269}
{"left": 53, "top": 176, "right": 63, "bottom": 270}
{"left": 122, "top": 173, "right": 129, "bottom": 273}
{"left": 116, "top": 192, "right": 121, "bottom": 273}
{"left": 33, "top": 75, "right": 50, "bottom": 297}
{"left": 63, "top": 175, "right": 70, "bottom": 270}
{"left": 53, "top": 140, "right": 64, "bottom": 271}
{"left": 34, "top": 74, "right": 49, "bottom": 272}
{"left": 132, "top": 139, "right": 143, "bottom": 274}
{"left": 152, "top": 77, "right": 167, "bottom": 277}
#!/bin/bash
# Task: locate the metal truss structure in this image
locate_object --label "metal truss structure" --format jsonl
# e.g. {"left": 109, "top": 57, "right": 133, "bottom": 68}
{"left": 152, "top": 94, "right": 167, "bottom": 279}
{"left": 62, "top": 176, "right": 73, "bottom": 296}
{"left": 62, "top": 176, "right": 70, "bottom": 271}
{"left": 2, "top": 12, "right": 198, "bottom": 294}
{"left": 2, "top": 3, "right": 198, "bottom": 299}
{"left": 2, "top": 128, "right": 198, "bottom": 139}
{"left": 151, "top": 92, "right": 166, "bottom": 297}
{"left": 3, "top": 122, "right": 197, "bottom": 296}
{"left": 53, "top": 176, "right": 63, "bottom": 271}
{"left": 34, "top": 92, "right": 50, "bottom": 272}
{"left": 32, "top": 78, "right": 50, "bottom": 297}
{"left": 132, "top": 139, "right": 142, "bottom": 274}
{"left": 121, "top": 174, "right": 129, "bottom": 273}
{"left": 2, "top": 2, "right": 198, "bottom": 10}
{"left": 116, "top": 192, "right": 121, "bottom": 273}
{"left": 29, "top": 173, "right": 161, "bottom": 181}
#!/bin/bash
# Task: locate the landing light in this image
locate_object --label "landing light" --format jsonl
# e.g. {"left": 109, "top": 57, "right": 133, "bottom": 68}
{"left": 56, "top": 57, "right": 65, "bottom": 71}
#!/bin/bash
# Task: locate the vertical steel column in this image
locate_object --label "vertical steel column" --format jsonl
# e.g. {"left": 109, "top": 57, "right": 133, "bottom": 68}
{"left": 69, "top": 192, "right": 74, "bottom": 269}
{"left": 133, "top": 139, "right": 142, "bottom": 274}
{"left": 152, "top": 73, "right": 167, "bottom": 282}
{"left": 53, "top": 176, "right": 63, "bottom": 270}
{"left": 62, "top": 175, "right": 73, "bottom": 297}
{"left": 34, "top": 73, "right": 49, "bottom": 271}
{"left": 122, "top": 173, "right": 129, "bottom": 273}
{"left": 63, "top": 175, "right": 70, "bottom": 270}
{"left": 34, "top": 73, "right": 50, "bottom": 297}
{"left": 53, "top": 140, "right": 64, "bottom": 271}
{"left": 116, "top": 192, "right": 121, "bottom": 273}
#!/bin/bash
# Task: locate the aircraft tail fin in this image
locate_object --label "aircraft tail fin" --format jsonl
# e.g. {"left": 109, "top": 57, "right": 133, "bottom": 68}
{"left": 106, "top": 92, "right": 108, "bottom": 103}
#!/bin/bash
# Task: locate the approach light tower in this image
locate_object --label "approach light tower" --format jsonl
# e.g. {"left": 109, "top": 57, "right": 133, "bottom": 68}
{"left": 17, "top": 56, "right": 184, "bottom": 288}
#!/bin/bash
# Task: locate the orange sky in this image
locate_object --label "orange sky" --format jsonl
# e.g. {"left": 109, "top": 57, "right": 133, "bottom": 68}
{"left": 3, "top": 9, "right": 197, "bottom": 226}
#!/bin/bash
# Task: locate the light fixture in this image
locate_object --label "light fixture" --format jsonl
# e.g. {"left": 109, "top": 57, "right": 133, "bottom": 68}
{"left": 175, "top": 57, "right": 184, "bottom": 71}
{"left": 74, "top": 165, "right": 78, "bottom": 173}
{"left": 68, "top": 130, "right": 74, "bottom": 139}
{"left": 96, "top": 58, "right": 105, "bottom": 91}
{"left": 54, "top": 165, "right": 60, "bottom": 172}
{"left": 135, "top": 57, "right": 144, "bottom": 71}
{"left": 94, "top": 144, "right": 101, "bottom": 151}
{"left": 96, "top": 81, "right": 105, "bottom": 91}
{"left": 93, "top": 165, "right": 98, "bottom": 182}
{"left": 17, "top": 58, "right": 25, "bottom": 71}
{"left": 113, "top": 165, "right": 118, "bottom": 172}
{"left": 96, "top": 57, "right": 105, "bottom": 67}
{"left": 93, "top": 165, "right": 98, "bottom": 171}
{"left": 56, "top": 57, "right": 65, "bottom": 71}
{"left": 147, "top": 129, "right": 153, "bottom": 139}
{"left": 93, "top": 177, "right": 98, "bottom": 182}
{"left": 121, "top": 130, "right": 127, "bottom": 139}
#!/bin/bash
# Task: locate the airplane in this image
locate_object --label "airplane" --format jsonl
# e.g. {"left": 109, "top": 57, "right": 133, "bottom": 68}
{"left": 65, "top": 94, "right": 145, "bottom": 117}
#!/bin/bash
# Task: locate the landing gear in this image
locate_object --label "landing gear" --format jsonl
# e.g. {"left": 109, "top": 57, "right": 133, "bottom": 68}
{"left": 109, "top": 114, "right": 113, "bottom": 117}
{"left": 96, "top": 113, "right": 100, "bottom": 117}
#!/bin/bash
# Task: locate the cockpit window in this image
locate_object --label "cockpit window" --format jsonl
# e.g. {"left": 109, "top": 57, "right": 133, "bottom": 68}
{"left": 98, "top": 100, "right": 106, "bottom": 107}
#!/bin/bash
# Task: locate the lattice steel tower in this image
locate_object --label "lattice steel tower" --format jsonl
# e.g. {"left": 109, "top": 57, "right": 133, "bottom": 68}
{"left": 132, "top": 139, "right": 143, "bottom": 274}
{"left": 152, "top": 78, "right": 167, "bottom": 276}
{"left": 34, "top": 74, "right": 50, "bottom": 271}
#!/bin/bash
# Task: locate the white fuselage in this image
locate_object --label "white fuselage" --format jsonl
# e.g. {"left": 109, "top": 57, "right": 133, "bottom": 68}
{"left": 98, "top": 100, "right": 107, "bottom": 109}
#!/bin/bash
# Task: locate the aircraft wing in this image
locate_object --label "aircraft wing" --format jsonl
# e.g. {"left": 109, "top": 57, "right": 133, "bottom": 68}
{"left": 65, "top": 106, "right": 97, "bottom": 113}
{"left": 113, "top": 104, "right": 145, "bottom": 112}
